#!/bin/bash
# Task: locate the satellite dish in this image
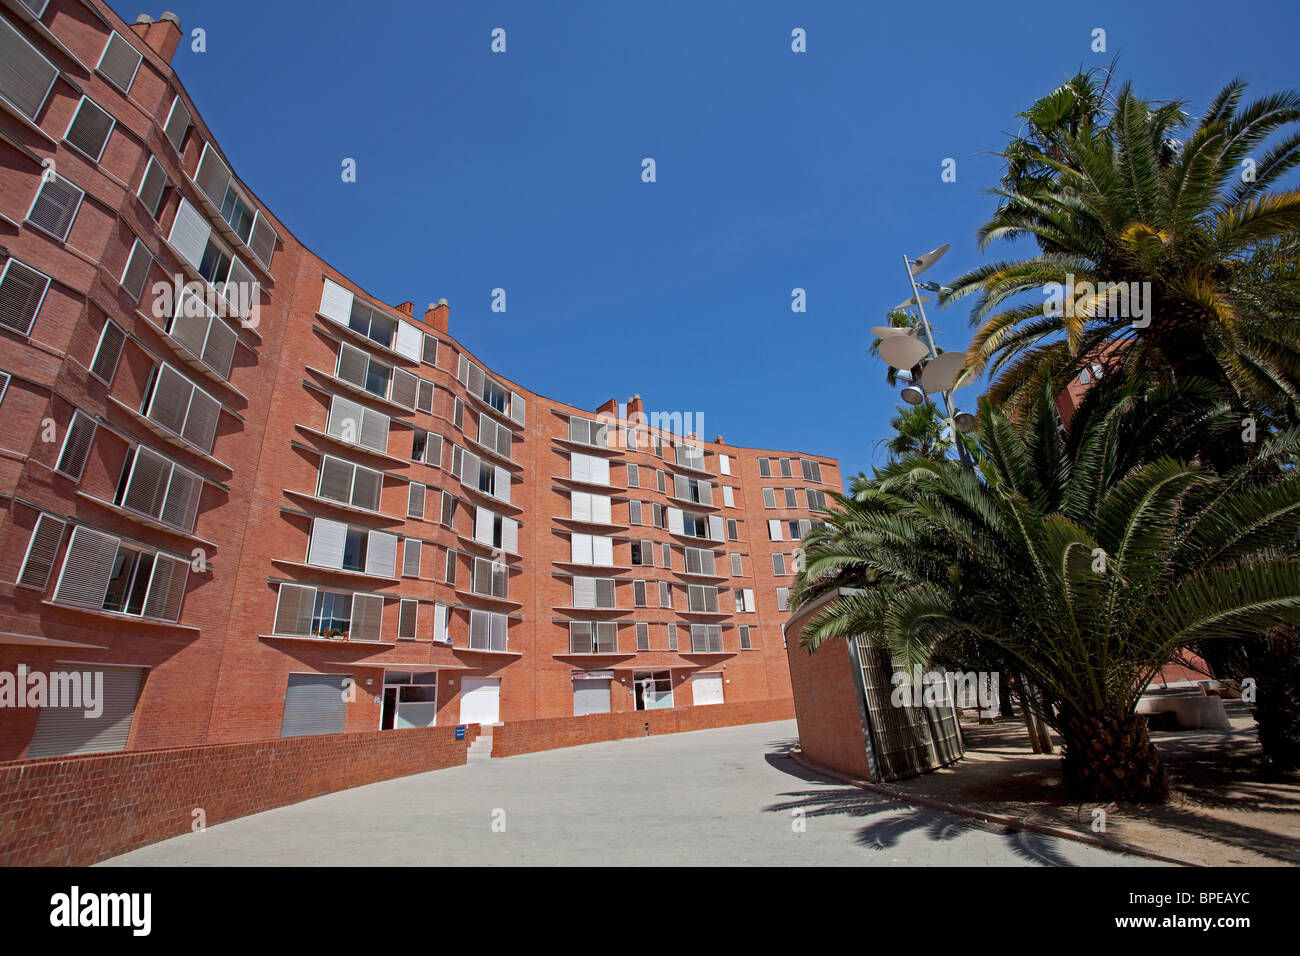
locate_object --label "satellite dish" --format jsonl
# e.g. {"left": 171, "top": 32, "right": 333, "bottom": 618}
{"left": 871, "top": 325, "right": 912, "bottom": 338}
{"left": 878, "top": 334, "right": 930, "bottom": 370}
{"left": 909, "top": 243, "right": 950, "bottom": 277}
{"left": 920, "top": 351, "right": 968, "bottom": 393}
{"left": 893, "top": 295, "right": 933, "bottom": 310}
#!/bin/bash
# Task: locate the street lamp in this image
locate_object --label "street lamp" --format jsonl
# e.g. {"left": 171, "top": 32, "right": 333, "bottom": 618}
{"left": 878, "top": 243, "right": 975, "bottom": 467}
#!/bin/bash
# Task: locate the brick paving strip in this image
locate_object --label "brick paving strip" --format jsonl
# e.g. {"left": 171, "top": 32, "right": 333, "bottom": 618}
{"left": 791, "top": 704, "right": 1300, "bottom": 869}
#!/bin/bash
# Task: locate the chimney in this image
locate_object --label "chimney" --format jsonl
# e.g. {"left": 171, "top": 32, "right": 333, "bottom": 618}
{"left": 714, "top": 435, "right": 725, "bottom": 445}
{"left": 395, "top": 301, "right": 414, "bottom": 317}
{"left": 627, "top": 394, "right": 644, "bottom": 420}
{"left": 424, "top": 299, "right": 449, "bottom": 334}
{"left": 131, "top": 12, "right": 183, "bottom": 64}
{"left": 596, "top": 397, "right": 618, "bottom": 418}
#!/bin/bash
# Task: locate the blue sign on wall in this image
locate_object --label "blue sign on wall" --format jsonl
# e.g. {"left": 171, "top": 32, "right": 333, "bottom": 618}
{"left": 455, "top": 725, "right": 466, "bottom": 740}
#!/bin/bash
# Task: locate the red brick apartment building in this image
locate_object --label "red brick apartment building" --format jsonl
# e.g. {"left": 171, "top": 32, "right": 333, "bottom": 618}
{"left": 0, "top": 1, "right": 841, "bottom": 760}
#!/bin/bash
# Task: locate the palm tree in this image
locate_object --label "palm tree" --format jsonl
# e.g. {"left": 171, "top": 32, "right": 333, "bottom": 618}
{"left": 879, "top": 403, "right": 951, "bottom": 463}
{"left": 793, "top": 375, "right": 1300, "bottom": 801}
{"left": 943, "top": 77, "right": 1300, "bottom": 433}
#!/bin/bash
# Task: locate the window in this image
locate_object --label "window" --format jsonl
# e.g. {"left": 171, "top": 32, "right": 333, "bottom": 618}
{"left": 730, "top": 553, "right": 742, "bottom": 576}
{"left": 776, "top": 587, "right": 791, "bottom": 611}
{"left": 686, "top": 585, "right": 717, "bottom": 613}
{"left": 807, "top": 489, "right": 828, "bottom": 512}
{"left": 0, "top": 14, "right": 58, "bottom": 121}
{"left": 672, "top": 474, "right": 713, "bottom": 505}
{"left": 570, "top": 491, "right": 612, "bottom": 524}
{"left": 477, "top": 413, "right": 512, "bottom": 459}
{"left": 772, "top": 553, "right": 786, "bottom": 576}
{"left": 164, "top": 288, "right": 237, "bottom": 380}
{"left": 570, "top": 621, "right": 617, "bottom": 654}
{"left": 572, "top": 577, "right": 615, "bottom": 610}
{"left": 307, "top": 518, "right": 397, "bottom": 577}
{"left": 398, "top": 599, "right": 418, "bottom": 640}
{"left": 119, "top": 238, "right": 152, "bottom": 302}
{"left": 633, "top": 580, "right": 646, "bottom": 607}
{"left": 445, "top": 548, "right": 457, "bottom": 586}
{"left": 740, "top": 625, "right": 752, "bottom": 650}
{"left": 661, "top": 542, "right": 671, "bottom": 568}
{"left": 422, "top": 333, "right": 438, "bottom": 365}
{"left": 26, "top": 174, "right": 84, "bottom": 242}
{"left": 660, "top": 581, "right": 673, "bottom": 609}
{"left": 569, "top": 416, "right": 608, "bottom": 447}
{"left": 741, "top": 588, "right": 756, "bottom": 612}
{"left": 272, "top": 584, "right": 382, "bottom": 642}
{"left": 408, "top": 482, "right": 425, "bottom": 519}
{"left": 96, "top": 31, "right": 142, "bottom": 93}
{"left": 758, "top": 458, "right": 771, "bottom": 478}
{"left": 335, "top": 342, "right": 392, "bottom": 398}
{"left": 571, "top": 452, "right": 610, "bottom": 486}
{"left": 416, "top": 379, "right": 435, "bottom": 414}
{"left": 653, "top": 503, "right": 664, "bottom": 529}
{"left": 348, "top": 297, "right": 397, "bottom": 349}
{"left": 472, "top": 556, "right": 508, "bottom": 599}
{"left": 779, "top": 458, "right": 792, "bottom": 477}
{"left": 142, "top": 363, "right": 222, "bottom": 454}
{"left": 114, "top": 445, "right": 203, "bottom": 533}
{"left": 628, "top": 500, "right": 642, "bottom": 525}
{"left": 54, "top": 411, "right": 96, "bottom": 480}
{"left": 720, "top": 454, "right": 731, "bottom": 475}
{"left": 801, "top": 459, "right": 823, "bottom": 482}
{"left": 667, "top": 623, "right": 678, "bottom": 651}
{"left": 412, "top": 428, "right": 442, "bottom": 467}
{"left": 656, "top": 469, "right": 666, "bottom": 493}
{"left": 90, "top": 320, "right": 127, "bottom": 384}
{"left": 626, "top": 463, "right": 639, "bottom": 487}
{"left": 64, "top": 97, "right": 115, "bottom": 162}
{"left": 453, "top": 397, "right": 464, "bottom": 430}
{"left": 53, "top": 526, "right": 188, "bottom": 622}
{"left": 636, "top": 623, "right": 650, "bottom": 652}
{"left": 768, "top": 519, "right": 783, "bottom": 541}
{"left": 432, "top": 602, "right": 449, "bottom": 643}
{"left": 727, "top": 518, "right": 739, "bottom": 541}
{"left": 440, "top": 491, "right": 457, "bottom": 528}
{"left": 219, "top": 184, "right": 255, "bottom": 244}
{"left": 675, "top": 443, "right": 705, "bottom": 470}
{"left": 690, "top": 624, "right": 723, "bottom": 653}
{"left": 722, "top": 486, "right": 734, "bottom": 507}
{"left": 316, "top": 455, "right": 382, "bottom": 512}
{"left": 162, "top": 96, "right": 191, "bottom": 152}
{"left": 469, "top": 609, "right": 508, "bottom": 651}
{"left": 197, "top": 238, "right": 231, "bottom": 287}
{"left": 684, "top": 546, "right": 716, "bottom": 576}
{"left": 762, "top": 488, "right": 776, "bottom": 509}
{"left": 18, "top": 513, "right": 66, "bottom": 590}
{"left": 326, "top": 396, "right": 389, "bottom": 453}
{"left": 402, "top": 539, "right": 421, "bottom": 577}
{"left": 570, "top": 533, "right": 614, "bottom": 566}
{"left": 630, "top": 538, "right": 653, "bottom": 567}
{"left": 137, "top": 156, "right": 167, "bottom": 219}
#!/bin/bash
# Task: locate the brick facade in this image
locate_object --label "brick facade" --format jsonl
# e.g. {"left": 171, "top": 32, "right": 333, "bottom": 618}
{"left": 0, "top": 1, "right": 841, "bottom": 762}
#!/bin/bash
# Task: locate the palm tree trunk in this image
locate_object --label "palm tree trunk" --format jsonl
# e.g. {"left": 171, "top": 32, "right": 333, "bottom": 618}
{"left": 1058, "top": 710, "right": 1170, "bottom": 802}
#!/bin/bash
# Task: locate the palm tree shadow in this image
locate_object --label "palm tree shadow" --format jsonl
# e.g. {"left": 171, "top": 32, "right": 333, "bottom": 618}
{"left": 764, "top": 748, "right": 1089, "bottom": 866}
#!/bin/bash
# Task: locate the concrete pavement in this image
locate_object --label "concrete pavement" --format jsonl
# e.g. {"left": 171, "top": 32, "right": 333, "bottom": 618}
{"left": 102, "top": 719, "right": 1163, "bottom": 866}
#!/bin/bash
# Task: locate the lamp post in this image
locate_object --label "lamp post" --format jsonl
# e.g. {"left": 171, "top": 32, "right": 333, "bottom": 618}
{"left": 881, "top": 243, "right": 974, "bottom": 469}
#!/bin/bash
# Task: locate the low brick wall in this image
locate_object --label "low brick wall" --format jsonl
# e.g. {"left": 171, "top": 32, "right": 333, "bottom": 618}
{"left": 0, "top": 724, "right": 477, "bottom": 866}
{"left": 492, "top": 699, "right": 795, "bottom": 757}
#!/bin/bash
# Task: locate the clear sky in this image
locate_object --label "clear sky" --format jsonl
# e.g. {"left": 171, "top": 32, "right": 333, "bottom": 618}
{"left": 109, "top": 0, "right": 1300, "bottom": 486}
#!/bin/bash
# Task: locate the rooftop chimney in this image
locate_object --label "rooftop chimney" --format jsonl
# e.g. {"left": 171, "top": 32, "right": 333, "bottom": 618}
{"left": 714, "top": 435, "right": 725, "bottom": 445}
{"left": 131, "top": 12, "right": 183, "bottom": 64}
{"left": 395, "top": 301, "right": 414, "bottom": 317}
{"left": 626, "top": 394, "right": 644, "bottom": 419}
{"left": 424, "top": 300, "right": 449, "bottom": 334}
{"left": 596, "top": 397, "right": 618, "bottom": 418}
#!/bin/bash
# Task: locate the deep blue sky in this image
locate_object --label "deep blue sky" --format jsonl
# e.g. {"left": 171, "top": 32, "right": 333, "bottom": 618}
{"left": 111, "top": 0, "right": 1300, "bottom": 486}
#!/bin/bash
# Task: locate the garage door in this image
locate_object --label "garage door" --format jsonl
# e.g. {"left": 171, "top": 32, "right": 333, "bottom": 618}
{"left": 573, "top": 679, "right": 611, "bottom": 716}
{"left": 26, "top": 665, "right": 145, "bottom": 758}
{"left": 459, "top": 677, "right": 500, "bottom": 725}
{"left": 280, "top": 674, "right": 349, "bottom": 738}
{"left": 691, "top": 672, "right": 724, "bottom": 706}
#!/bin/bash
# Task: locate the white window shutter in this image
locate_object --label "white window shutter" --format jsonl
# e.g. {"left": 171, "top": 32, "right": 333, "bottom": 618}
{"left": 248, "top": 211, "right": 277, "bottom": 269}
{"left": 668, "top": 508, "right": 684, "bottom": 535}
{"left": 433, "top": 603, "right": 448, "bottom": 643}
{"left": 167, "top": 198, "right": 211, "bottom": 269}
{"left": 722, "top": 486, "right": 734, "bottom": 507}
{"left": 495, "top": 465, "right": 510, "bottom": 504}
{"left": 501, "top": 517, "right": 518, "bottom": 554}
{"left": 359, "top": 408, "right": 389, "bottom": 453}
{"left": 673, "top": 474, "right": 688, "bottom": 500}
{"left": 571, "top": 492, "right": 591, "bottom": 522}
{"left": 720, "top": 454, "right": 731, "bottom": 475}
{"left": 319, "top": 279, "right": 354, "bottom": 324}
{"left": 510, "top": 391, "right": 526, "bottom": 426}
{"left": 768, "top": 519, "right": 783, "bottom": 541}
{"left": 307, "top": 518, "right": 347, "bottom": 569}
{"left": 194, "top": 142, "right": 231, "bottom": 206}
{"left": 593, "top": 536, "right": 613, "bottom": 566}
{"left": 571, "top": 453, "right": 591, "bottom": 483}
{"left": 163, "top": 96, "right": 191, "bottom": 151}
{"left": 744, "top": 589, "right": 756, "bottom": 612}
{"left": 475, "top": 506, "right": 493, "bottom": 545}
{"left": 53, "top": 527, "right": 118, "bottom": 609}
{"left": 366, "top": 530, "right": 398, "bottom": 578}
{"left": 573, "top": 576, "right": 595, "bottom": 608}
{"left": 708, "top": 515, "right": 724, "bottom": 541}
{"left": 395, "top": 320, "right": 422, "bottom": 361}
{"left": 571, "top": 534, "right": 592, "bottom": 565}
{"left": 592, "top": 495, "right": 612, "bottom": 525}
{"left": 699, "top": 482, "right": 713, "bottom": 506}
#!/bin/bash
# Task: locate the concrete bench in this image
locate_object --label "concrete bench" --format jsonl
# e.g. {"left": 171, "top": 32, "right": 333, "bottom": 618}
{"left": 1136, "top": 692, "right": 1232, "bottom": 731}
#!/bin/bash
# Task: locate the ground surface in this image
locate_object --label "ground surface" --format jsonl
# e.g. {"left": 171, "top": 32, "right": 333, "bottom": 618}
{"left": 887, "top": 704, "right": 1300, "bottom": 867}
{"left": 104, "top": 720, "right": 1158, "bottom": 866}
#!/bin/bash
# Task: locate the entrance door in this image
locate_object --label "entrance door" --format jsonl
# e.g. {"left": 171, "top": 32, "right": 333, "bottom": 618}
{"left": 691, "top": 672, "right": 724, "bottom": 706}
{"left": 633, "top": 671, "right": 674, "bottom": 710}
{"left": 573, "top": 679, "right": 611, "bottom": 716}
{"left": 382, "top": 671, "right": 437, "bottom": 729}
{"left": 459, "top": 677, "right": 500, "bottom": 724}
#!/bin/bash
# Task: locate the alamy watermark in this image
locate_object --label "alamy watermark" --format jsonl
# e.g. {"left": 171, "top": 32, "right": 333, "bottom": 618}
{"left": 1043, "top": 273, "right": 1152, "bottom": 329}
{"left": 891, "top": 667, "right": 999, "bottom": 713}
{"left": 0, "top": 665, "right": 104, "bottom": 718}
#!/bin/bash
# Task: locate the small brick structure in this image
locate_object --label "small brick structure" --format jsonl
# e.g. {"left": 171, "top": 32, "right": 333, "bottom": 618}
{"left": 0, "top": 723, "right": 477, "bottom": 866}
